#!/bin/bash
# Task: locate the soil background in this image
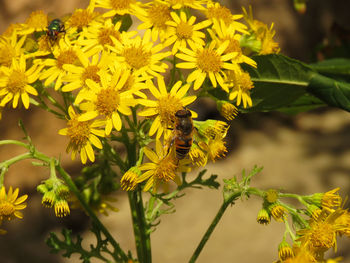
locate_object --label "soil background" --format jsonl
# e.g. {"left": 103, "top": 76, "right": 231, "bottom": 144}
{"left": 0, "top": 0, "right": 349, "bottom": 262}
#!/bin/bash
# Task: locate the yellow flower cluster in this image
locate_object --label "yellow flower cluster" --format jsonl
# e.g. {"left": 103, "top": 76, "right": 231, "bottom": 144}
{"left": 0, "top": 0, "right": 279, "bottom": 192}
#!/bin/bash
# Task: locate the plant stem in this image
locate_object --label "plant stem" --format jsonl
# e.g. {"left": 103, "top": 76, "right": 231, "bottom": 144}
{"left": 189, "top": 191, "right": 241, "bottom": 263}
{"left": 128, "top": 188, "right": 152, "bottom": 263}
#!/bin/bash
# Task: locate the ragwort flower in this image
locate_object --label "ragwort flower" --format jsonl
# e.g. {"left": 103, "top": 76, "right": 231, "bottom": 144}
{"left": 0, "top": 186, "right": 28, "bottom": 221}
{"left": 164, "top": 11, "right": 212, "bottom": 54}
{"left": 226, "top": 70, "right": 254, "bottom": 108}
{"left": 17, "top": 10, "right": 48, "bottom": 35}
{"left": 138, "top": 77, "right": 197, "bottom": 139}
{"left": 95, "top": 0, "right": 147, "bottom": 17}
{"left": 0, "top": 34, "right": 26, "bottom": 67}
{"left": 59, "top": 106, "right": 105, "bottom": 164}
{"left": 176, "top": 40, "right": 239, "bottom": 91}
{"left": 0, "top": 55, "right": 40, "bottom": 109}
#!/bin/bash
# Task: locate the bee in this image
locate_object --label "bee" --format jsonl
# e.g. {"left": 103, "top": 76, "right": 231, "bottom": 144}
{"left": 172, "top": 109, "right": 194, "bottom": 160}
{"left": 47, "top": 19, "right": 65, "bottom": 42}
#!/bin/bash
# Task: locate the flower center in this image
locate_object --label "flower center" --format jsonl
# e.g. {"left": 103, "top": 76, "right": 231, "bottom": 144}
{"left": 96, "top": 88, "right": 120, "bottom": 117}
{"left": 111, "top": 0, "right": 133, "bottom": 10}
{"left": 69, "top": 9, "right": 97, "bottom": 29}
{"left": 123, "top": 45, "right": 151, "bottom": 70}
{"left": 0, "top": 201, "right": 15, "bottom": 217}
{"left": 176, "top": 21, "right": 193, "bottom": 39}
{"left": 98, "top": 27, "right": 120, "bottom": 46}
{"left": 197, "top": 48, "right": 222, "bottom": 73}
{"left": 82, "top": 65, "right": 101, "bottom": 83}
{"left": 26, "top": 10, "right": 48, "bottom": 29}
{"left": 67, "top": 117, "right": 91, "bottom": 147}
{"left": 155, "top": 156, "right": 176, "bottom": 182}
{"left": 157, "top": 95, "right": 183, "bottom": 127}
{"left": 240, "top": 72, "right": 254, "bottom": 91}
{"left": 207, "top": 5, "right": 233, "bottom": 25}
{"left": 7, "top": 70, "right": 27, "bottom": 94}
{"left": 226, "top": 38, "right": 242, "bottom": 54}
{"left": 148, "top": 3, "right": 171, "bottom": 29}
{"left": 56, "top": 49, "right": 79, "bottom": 69}
{"left": 310, "top": 222, "right": 335, "bottom": 250}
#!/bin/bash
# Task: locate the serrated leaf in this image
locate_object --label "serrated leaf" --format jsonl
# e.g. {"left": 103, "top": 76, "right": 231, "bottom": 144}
{"left": 307, "top": 73, "right": 350, "bottom": 111}
{"left": 242, "top": 54, "right": 313, "bottom": 112}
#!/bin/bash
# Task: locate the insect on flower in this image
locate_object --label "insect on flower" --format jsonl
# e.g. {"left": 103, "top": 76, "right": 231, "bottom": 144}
{"left": 170, "top": 108, "right": 195, "bottom": 160}
{"left": 47, "top": 19, "right": 66, "bottom": 42}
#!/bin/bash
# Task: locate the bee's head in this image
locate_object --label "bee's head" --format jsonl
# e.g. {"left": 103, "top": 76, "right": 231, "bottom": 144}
{"left": 175, "top": 109, "right": 191, "bottom": 118}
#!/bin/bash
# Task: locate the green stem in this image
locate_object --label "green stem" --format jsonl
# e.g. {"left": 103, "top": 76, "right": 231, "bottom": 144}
{"left": 128, "top": 189, "right": 152, "bottom": 263}
{"left": 56, "top": 165, "right": 129, "bottom": 262}
{"left": 189, "top": 190, "right": 241, "bottom": 263}
{"left": 0, "top": 140, "right": 30, "bottom": 149}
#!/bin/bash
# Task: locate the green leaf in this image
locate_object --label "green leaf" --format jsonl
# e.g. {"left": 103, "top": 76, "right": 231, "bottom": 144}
{"left": 307, "top": 73, "right": 350, "bottom": 111}
{"left": 309, "top": 58, "right": 350, "bottom": 76}
{"left": 276, "top": 94, "right": 326, "bottom": 114}
{"left": 242, "top": 54, "right": 313, "bottom": 112}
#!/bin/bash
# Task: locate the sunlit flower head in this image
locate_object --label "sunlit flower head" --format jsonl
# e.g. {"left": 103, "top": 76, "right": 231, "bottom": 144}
{"left": 0, "top": 34, "right": 26, "bottom": 67}
{"left": 198, "top": 134, "right": 227, "bottom": 162}
{"left": 0, "top": 55, "right": 40, "bottom": 109}
{"left": 204, "top": 1, "right": 247, "bottom": 33}
{"left": 209, "top": 20, "right": 256, "bottom": 68}
{"left": 95, "top": 0, "right": 147, "bottom": 17}
{"left": 242, "top": 6, "right": 280, "bottom": 55}
{"left": 0, "top": 186, "right": 27, "bottom": 221}
{"left": 138, "top": 77, "right": 197, "bottom": 139}
{"left": 65, "top": 6, "right": 101, "bottom": 34}
{"left": 58, "top": 106, "right": 105, "bottom": 164}
{"left": 1, "top": 23, "right": 23, "bottom": 39}
{"left": 166, "top": 0, "right": 207, "bottom": 10}
{"left": 121, "top": 167, "right": 142, "bottom": 191}
{"left": 227, "top": 70, "right": 254, "bottom": 108}
{"left": 137, "top": 140, "right": 180, "bottom": 192}
{"left": 297, "top": 209, "right": 349, "bottom": 254}
{"left": 17, "top": 10, "right": 48, "bottom": 35}
{"left": 62, "top": 48, "right": 111, "bottom": 97}
{"left": 78, "top": 19, "right": 136, "bottom": 51}
{"left": 137, "top": 1, "right": 172, "bottom": 42}
{"left": 37, "top": 38, "right": 80, "bottom": 90}
{"left": 164, "top": 11, "right": 212, "bottom": 54}
{"left": 176, "top": 40, "right": 239, "bottom": 91}
{"left": 109, "top": 29, "right": 171, "bottom": 79}
{"left": 77, "top": 69, "right": 137, "bottom": 135}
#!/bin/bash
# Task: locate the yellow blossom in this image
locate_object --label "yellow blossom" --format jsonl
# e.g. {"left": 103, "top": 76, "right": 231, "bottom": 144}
{"left": 95, "top": 0, "right": 147, "bottom": 17}
{"left": 65, "top": 6, "right": 101, "bottom": 34}
{"left": 138, "top": 77, "right": 197, "bottom": 139}
{"left": 278, "top": 240, "right": 294, "bottom": 261}
{"left": 217, "top": 101, "right": 238, "bottom": 121}
{"left": 108, "top": 29, "right": 171, "bottom": 79}
{"left": 137, "top": 140, "right": 180, "bottom": 192}
{"left": 54, "top": 199, "right": 70, "bottom": 217}
{"left": 58, "top": 106, "right": 105, "bottom": 164}
{"left": 0, "top": 186, "right": 28, "bottom": 222}
{"left": 256, "top": 207, "right": 270, "bottom": 225}
{"left": 227, "top": 69, "right": 254, "bottom": 108}
{"left": 121, "top": 167, "right": 142, "bottom": 191}
{"left": 0, "top": 55, "right": 40, "bottom": 109}
{"left": 164, "top": 11, "right": 212, "bottom": 54}
{"left": 166, "top": 0, "right": 207, "bottom": 10}
{"left": 17, "top": 10, "right": 49, "bottom": 35}
{"left": 0, "top": 34, "right": 26, "bottom": 67}
{"left": 176, "top": 40, "right": 239, "bottom": 91}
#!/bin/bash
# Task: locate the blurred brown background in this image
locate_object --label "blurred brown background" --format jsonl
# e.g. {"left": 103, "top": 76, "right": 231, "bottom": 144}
{"left": 0, "top": 0, "right": 350, "bottom": 262}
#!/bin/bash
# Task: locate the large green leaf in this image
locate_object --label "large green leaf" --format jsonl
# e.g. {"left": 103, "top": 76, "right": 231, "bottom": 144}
{"left": 309, "top": 58, "right": 350, "bottom": 76}
{"left": 242, "top": 54, "right": 314, "bottom": 112}
{"left": 307, "top": 73, "right": 350, "bottom": 111}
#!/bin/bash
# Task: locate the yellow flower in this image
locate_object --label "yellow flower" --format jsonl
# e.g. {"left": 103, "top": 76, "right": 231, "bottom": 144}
{"left": 208, "top": 20, "right": 256, "bottom": 67}
{"left": 137, "top": 1, "right": 172, "bottom": 42}
{"left": 95, "top": 0, "right": 147, "bottom": 17}
{"left": 166, "top": 0, "right": 207, "bottom": 10}
{"left": 61, "top": 48, "right": 111, "bottom": 100}
{"left": 269, "top": 204, "right": 287, "bottom": 222}
{"left": 65, "top": 6, "right": 101, "bottom": 34}
{"left": 54, "top": 199, "right": 70, "bottom": 217}
{"left": 0, "top": 34, "right": 26, "bottom": 67}
{"left": 138, "top": 77, "right": 197, "bottom": 139}
{"left": 77, "top": 70, "right": 137, "bottom": 135}
{"left": 58, "top": 106, "right": 105, "bottom": 164}
{"left": 278, "top": 240, "right": 294, "bottom": 261}
{"left": 77, "top": 18, "right": 136, "bottom": 51}
{"left": 242, "top": 6, "right": 280, "bottom": 55}
{"left": 217, "top": 101, "right": 238, "bottom": 121}
{"left": 176, "top": 40, "right": 239, "bottom": 91}
{"left": 321, "top": 188, "right": 342, "bottom": 212}
{"left": 137, "top": 140, "right": 179, "bottom": 192}
{"left": 256, "top": 207, "right": 270, "bottom": 225}
{"left": 164, "top": 11, "right": 212, "bottom": 54}
{"left": 198, "top": 134, "right": 227, "bottom": 162}
{"left": 37, "top": 38, "right": 80, "bottom": 90}
{"left": 0, "top": 186, "right": 28, "bottom": 221}
{"left": 227, "top": 70, "right": 254, "bottom": 108}
{"left": 17, "top": 10, "right": 49, "bottom": 35}
{"left": 297, "top": 209, "right": 349, "bottom": 254}
{"left": 0, "top": 55, "right": 40, "bottom": 109}
{"left": 109, "top": 29, "right": 171, "bottom": 79}
{"left": 204, "top": 1, "right": 247, "bottom": 33}
{"left": 121, "top": 167, "right": 142, "bottom": 191}
{"left": 189, "top": 144, "right": 208, "bottom": 167}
